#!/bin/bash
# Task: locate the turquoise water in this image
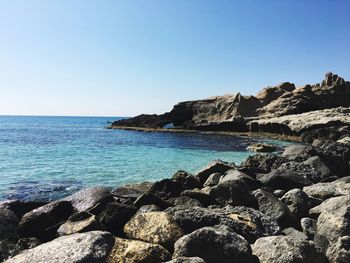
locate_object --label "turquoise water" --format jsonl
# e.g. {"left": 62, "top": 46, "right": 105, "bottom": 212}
{"left": 0, "top": 116, "right": 290, "bottom": 201}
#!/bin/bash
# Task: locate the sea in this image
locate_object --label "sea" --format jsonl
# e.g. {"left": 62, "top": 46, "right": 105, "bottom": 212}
{"left": 0, "top": 116, "right": 291, "bottom": 202}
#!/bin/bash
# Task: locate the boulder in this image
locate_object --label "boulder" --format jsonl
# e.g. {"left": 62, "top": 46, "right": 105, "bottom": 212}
{"left": 166, "top": 205, "right": 280, "bottom": 243}
{"left": 242, "top": 154, "right": 289, "bottom": 173}
{"left": 168, "top": 196, "right": 203, "bottom": 208}
{"left": 17, "top": 237, "right": 41, "bottom": 249}
{"left": 164, "top": 257, "right": 206, "bottom": 263}
{"left": 133, "top": 193, "right": 169, "bottom": 209}
{"left": 0, "top": 240, "right": 22, "bottom": 262}
{"left": 0, "top": 208, "right": 19, "bottom": 242}
{"left": 282, "top": 227, "right": 308, "bottom": 240}
{"left": 203, "top": 173, "right": 222, "bottom": 187}
{"left": 180, "top": 190, "right": 218, "bottom": 207}
{"left": 172, "top": 171, "right": 201, "bottom": 190}
{"left": 253, "top": 189, "right": 298, "bottom": 228}
{"left": 195, "top": 160, "right": 235, "bottom": 185}
{"left": 148, "top": 179, "right": 183, "bottom": 199}
{"left": 282, "top": 144, "right": 316, "bottom": 158}
{"left": 57, "top": 211, "right": 103, "bottom": 236}
{"left": 326, "top": 236, "right": 350, "bottom": 263}
{"left": 4, "top": 231, "right": 115, "bottom": 263}
{"left": 248, "top": 143, "right": 276, "bottom": 153}
{"left": 209, "top": 180, "right": 256, "bottom": 207}
{"left": 97, "top": 202, "right": 137, "bottom": 235}
{"left": 173, "top": 225, "right": 254, "bottom": 263}
{"left": 252, "top": 235, "right": 327, "bottom": 263}
{"left": 256, "top": 82, "right": 295, "bottom": 105}
{"left": 303, "top": 181, "right": 350, "bottom": 200}
{"left": 18, "top": 200, "right": 74, "bottom": 241}
{"left": 63, "top": 186, "right": 113, "bottom": 213}
{"left": 123, "top": 211, "right": 184, "bottom": 250}
{"left": 281, "top": 189, "right": 313, "bottom": 219}
{"left": 111, "top": 182, "right": 154, "bottom": 199}
{"left": 0, "top": 200, "right": 47, "bottom": 219}
{"left": 301, "top": 218, "right": 317, "bottom": 240}
{"left": 107, "top": 237, "right": 171, "bottom": 263}
{"left": 137, "top": 204, "right": 161, "bottom": 213}
{"left": 219, "top": 168, "right": 261, "bottom": 190}
{"left": 110, "top": 113, "right": 173, "bottom": 128}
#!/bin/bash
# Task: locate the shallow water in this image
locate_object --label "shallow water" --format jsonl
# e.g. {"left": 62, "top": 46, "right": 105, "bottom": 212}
{"left": 0, "top": 116, "right": 291, "bottom": 201}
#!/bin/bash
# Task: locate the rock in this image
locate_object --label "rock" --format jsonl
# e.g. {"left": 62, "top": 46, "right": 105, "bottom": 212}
{"left": 256, "top": 82, "right": 295, "bottom": 105}
{"left": 313, "top": 195, "right": 350, "bottom": 257}
{"left": 0, "top": 208, "right": 19, "bottom": 242}
{"left": 327, "top": 236, "right": 350, "bottom": 263}
{"left": 253, "top": 189, "right": 298, "bottom": 228}
{"left": 337, "top": 137, "right": 350, "bottom": 145}
{"left": 172, "top": 171, "right": 201, "bottom": 190}
{"left": 195, "top": 160, "right": 236, "bottom": 185}
{"left": 63, "top": 186, "right": 113, "bottom": 213}
{"left": 97, "top": 202, "right": 137, "bottom": 235}
{"left": 248, "top": 143, "right": 276, "bottom": 152}
{"left": 164, "top": 257, "right": 206, "bottom": 263}
{"left": 209, "top": 180, "right": 256, "bottom": 207}
{"left": 17, "top": 237, "right": 41, "bottom": 249}
{"left": 0, "top": 200, "right": 47, "bottom": 219}
{"left": 0, "top": 240, "right": 22, "bottom": 262}
{"left": 282, "top": 144, "right": 316, "bottom": 158}
{"left": 242, "top": 154, "right": 289, "bottom": 173}
{"left": 301, "top": 218, "right": 317, "bottom": 240}
{"left": 111, "top": 113, "right": 173, "bottom": 128}
{"left": 57, "top": 211, "right": 103, "bottom": 236}
{"left": 303, "top": 181, "right": 350, "bottom": 200}
{"left": 166, "top": 205, "right": 280, "bottom": 243}
{"left": 252, "top": 235, "right": 327, "bottom": 263}
{"left": 173, "top": 225, "right": 254, "bottom": 263}
{"left": 107, "top": 237, "right": 171, "bottom": 263}
{"left": 123, "top": 211, "right": 184, "bottom": 250}
{"left": 112, "top": 182, "right": 154, "bottom": 199}
{"left": 281, "top": 189, "right": 313, "bottom": 219}
{"left": 148, "top": 179, "right": 183, "bottom": 199}
{"left": 259, "top": 156, "right": 331, "bottom": 191}
{"left": 308, "top": 195, "right": 348, "bottom": 218}
{"left": 282, "top": 227, "right": 308, "bottom": 240}
{"left": 180, "top": 190, "right": 218, "bottom": 207}
{"left": 4, "top": 231, "right": 115, "bottom": 263}
{"left": 203, "top": 173, "right": 222, "bottom": 187}
{"left": 219, "top": 168, "right": 261, "bottom": 190}
{"left": 133, "top": 193, "right": 169, "bottom": 209}
{"left": 18, "top": 200, "right": 73, "bottom": 241}
{"left": 168, "top": 196, "right": 203, "bottom": 208}
{"left": 137, "top": 204, "right": 161, "bottom": 213}
{"left": 273, "top": 189, "right": 286, "bottom": 198}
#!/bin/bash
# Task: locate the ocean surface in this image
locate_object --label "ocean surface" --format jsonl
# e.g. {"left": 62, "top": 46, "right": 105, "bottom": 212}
{"left": 0, "top": 116, "right": 291, "bottom": 202}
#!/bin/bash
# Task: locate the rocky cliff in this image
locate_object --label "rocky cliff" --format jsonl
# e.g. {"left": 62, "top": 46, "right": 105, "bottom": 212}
{"left": 111, "top": 72, "right": 350, "bottom": 140}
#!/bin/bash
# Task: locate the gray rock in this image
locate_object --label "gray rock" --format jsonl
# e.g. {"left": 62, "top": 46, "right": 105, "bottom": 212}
{"left": 0, "top": 240, "right": 22, "bottom": 262}
{"left": 309, "top": 195, "right": 350, "bottom": 218}
{"left": 219, "top": 169, "right": 260, "bottom": 190}
{"left": 180, "top": 190, "right": 218, "bottom": 207}
{"left": 248, "top": 143, "right": 276, "bottom": 152}
{"left": 253, "top": 189, "right": 298, "bottom": 228}
{"left": 203, "top": 173, "right": 222, "bottom": 187}
{"left": 327, "top": 236, "right": 350, "bottom": 263}
{"left": 112, "top": 182, "right": 154, "bottom": 198}
{"left": 4, "top": 231, "right": 115, "bottom": 263}
{"left": 137, "top": 204, "right": 161, "bottom": 213}
{"left": 282, "top": 145, "right": 315, "bottom": 158}
{"left": 168, "top": 196, "right": 203, "bottom": 208}
{"left": 281, "top": 188, "right": 313, "bottom": 219}
{"left": 173, "top": 225, "right": 254, "bottom": 263}
{"left": 252, "top": 235, "right": 327, "bottom": 263}
{"left": 63, "top": 186, "right": 113, "bottom": 212}
{"left": 0, "top": 208, "right": 19, "bottom": 242}
{"left": 18, "top": 200, "right": 73, "bottom": 241}
{"left": 282, "top": 227, "right": 308, "bottom": 240}
{"left": 273, "top": 190, "right": 286, "bottom": 198}
{"left": 303, "top": 181, "right": 350, "bottom": 200}
{"left": 301, "top": 218, "right": 317, "bottom": 239}
{"left": 196, "top": 160, "right": 235, "bottom": 185}
{"left": 164, "top": 257, "right": 206, "bottom": 263}
{"left": 0, "top": 200, "right": 47, "bottom": 219}
{"left": 209, "top": 180, "right": 256, "bottom": 207}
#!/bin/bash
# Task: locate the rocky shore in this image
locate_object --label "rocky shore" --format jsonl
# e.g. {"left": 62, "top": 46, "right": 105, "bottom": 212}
{"left": 1, "top": 72, "right": 349, "bottom": 262}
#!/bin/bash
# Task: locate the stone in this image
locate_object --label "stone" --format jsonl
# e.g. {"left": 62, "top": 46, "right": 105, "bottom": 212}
{"left": 203, "top": 173, "right": 222, "bottom": 187}
{"left": 172, "top": 171, "right": 201, "bottom": 190}
{"left": 253, "top": 189, "right": 298, "bottom": 228}
{"left": 111, "top": 182, "right": 154, "bottom": 198}
{"left": 259, "top": 156, "right": 331, "bottom": 191}
{"left": 282, "top": 227, "right": 308, "bottom": 240}
{"left": 123, "top": 211, "right": 184, "bottom": 250}
{"left": 0, "top": 208, "right": 19, "bottom": 242}
{"left": 168, "top": 196, "right": 203, "bottom": 208}
{"left": 133, "top": 193, "right": 169, "bottom": 209}
{"left": 195, "top": 160, "right": 235, "bottom": 184}
{"left": 18, "top": 200, "right": 74, "bottom": 241}
{"left": 248, "top": 143, "right": 276, "bottom": 152}
{"left": 301, "top": 218, "right": 317, "bottom": 240}
{"left": 166, "top": 205, "right": 280, "bottom": 243}
{"left": 327, "top": 236, "right": 350, "bottom": 263}
{"left": 17, "top": 237, "right": 41, "bottom": 249}
{"left": 309, "top": 195, "right": 350, "bottom": 218}
{"left": 63, "top": 186, "right": 113, "bottom": 213}
{"left": 164, "top": 257, "right": 206, "bottom": 263}
{"left": 303, "top": 181, "right": 350, "bottom": 200}
{"left": 57, "top": 211, "right": 103, "bottom": 236}
{"left": 242, "top": 154, "right": 289, "bottom": 173}
{"left": 209, "top": 180, "right": 256, "bottom": 207}
{"left": 148, "top": 179, "right": 183, "bottom": 199}
{"left": 0, "top": 240, "right": 22, "bottom": 262}
{"left": 281, "top": 189, "right": 313, "bottom": 219}
{"left": 0, "top": 200, "right": 47, "bottom": 219}
{"left": 137, "top": 204, "right": 161, "bottom": 213}
{"left": 282, "top": 145, "right": 316, "bottom": 158}
{"left": 180, "top": 190, "right": 218, "bottom": 207}
{"left": 4, "top": 231, "right": 115, "bottom": 263}
{"left": 273, "top": 189, "right": 286, "bottom": 198}
{"left": 252, "top": 235, "right": 327, "bottom": 263}
{"left": 97, "top": 202, "right": 137, "bottom": 235}
{"left": 219, "top": 168, "right": 261, "bottom": 190}
{"left": 107, "top": 237, "right": 171, "bottom": 263}
{"left": 256, "top": 82, "right": 295, "bottom": 105}
{"left": 173, "top": 225, "right": 254, "bottom": 263}
{"left": 313, "top": 195, "right": 350, "bottom": 256}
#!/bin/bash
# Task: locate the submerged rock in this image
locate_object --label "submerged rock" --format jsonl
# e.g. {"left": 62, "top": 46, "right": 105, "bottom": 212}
{"left": 107, "top": 237, "right": 171, "bottom": 263}
{"left": 173, "top": 225, "right": 254, "bottom": 263}
{"left": 5, "top": 231, "right": 115, "bottom": 263}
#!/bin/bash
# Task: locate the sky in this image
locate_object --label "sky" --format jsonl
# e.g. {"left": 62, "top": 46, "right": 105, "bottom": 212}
{"left": 0, "top": 0, "right": 349, "bottom": 117}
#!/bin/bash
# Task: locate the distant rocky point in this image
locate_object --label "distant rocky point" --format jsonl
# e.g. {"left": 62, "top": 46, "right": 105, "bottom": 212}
{"left": 111, "top": 72, "right": 350, "bottom": 142}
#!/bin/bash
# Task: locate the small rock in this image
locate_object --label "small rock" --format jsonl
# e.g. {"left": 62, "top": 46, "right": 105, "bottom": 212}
{"left": 124, "top": 211, "right": 184, "bottom": 250}
{"left": 137, "top": 204, "right": 161, "bottom": 213}
{"left": 112, "top": 182, "right": 154, "bottom": 198}
{"left": 17, "top": 237, "right": 41, "bottom": 249}
{"left": 273, "top": 190, "right": 285, "bottom": 198}
{"left": 107, "top": 237, "right": 171, "bottom": 263}
{"left": 196, "top": 160, "right": 235, "bottom": 185}
{"left": 252, "top": 235, "right": 327, "bottom": 263}
{"left": 172, "top": 171, "right": 201, "bottom": 190}
{"left": 300, "top": 218, "right": 317, "bottom": 240}
{"left": 5, "top": 231, "right": 115, "bottom": 263}
{"left": 203, "top": 173, "right": 222, "bottom": 187}
{"left": 248, "top": 143, "right": 276, "bottom": 152}
{"left": 168, "top": 196, "right": 203, "bottom": 208}
{"left": 164, "top": 257, "right": 206, "bottom": 263}
{"left": 219, "top": 169, "right": 261, "bottom": 190}
{"left": 173, "top": 225, "right": 254, "bottom": 263}
{"left": 282, "top": 227, "right": 308, "bottom": 240}
{"left": 0, "top": 240, "right": 22, "bottom": 262}
{"left": 0, "top": 208, "right": 19, "bottom": 242}
{"left": 0, "top": 200, "right": 47, "bottom": 219}
{"left": 57, "top": 211, "right": 103, "bottom": 236}
{"left": 180, "top": 190, "right": 218, "bottom": 207}
{"left": 148, "top": 179, "right": 183, "bottom": 199}
{"left": 134, "top": 193, "right": 169, "bottom": 209}
{"left": 281, "top": 188, "right": 313, "bottom": 219}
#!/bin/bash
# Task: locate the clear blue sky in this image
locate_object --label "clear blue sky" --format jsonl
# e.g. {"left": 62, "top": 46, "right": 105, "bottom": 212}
{"left": 0, "top": 0, "right": 349, "bottom": 116}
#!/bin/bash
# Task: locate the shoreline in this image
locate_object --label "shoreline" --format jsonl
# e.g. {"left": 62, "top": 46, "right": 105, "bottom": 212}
{"left": 108, "top": 125, "right": 302, "bottom": 142}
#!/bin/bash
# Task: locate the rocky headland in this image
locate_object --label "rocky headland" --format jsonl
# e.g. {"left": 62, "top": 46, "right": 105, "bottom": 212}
{"left": 1, "top": 72, "right": 350, "bottom": 262}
